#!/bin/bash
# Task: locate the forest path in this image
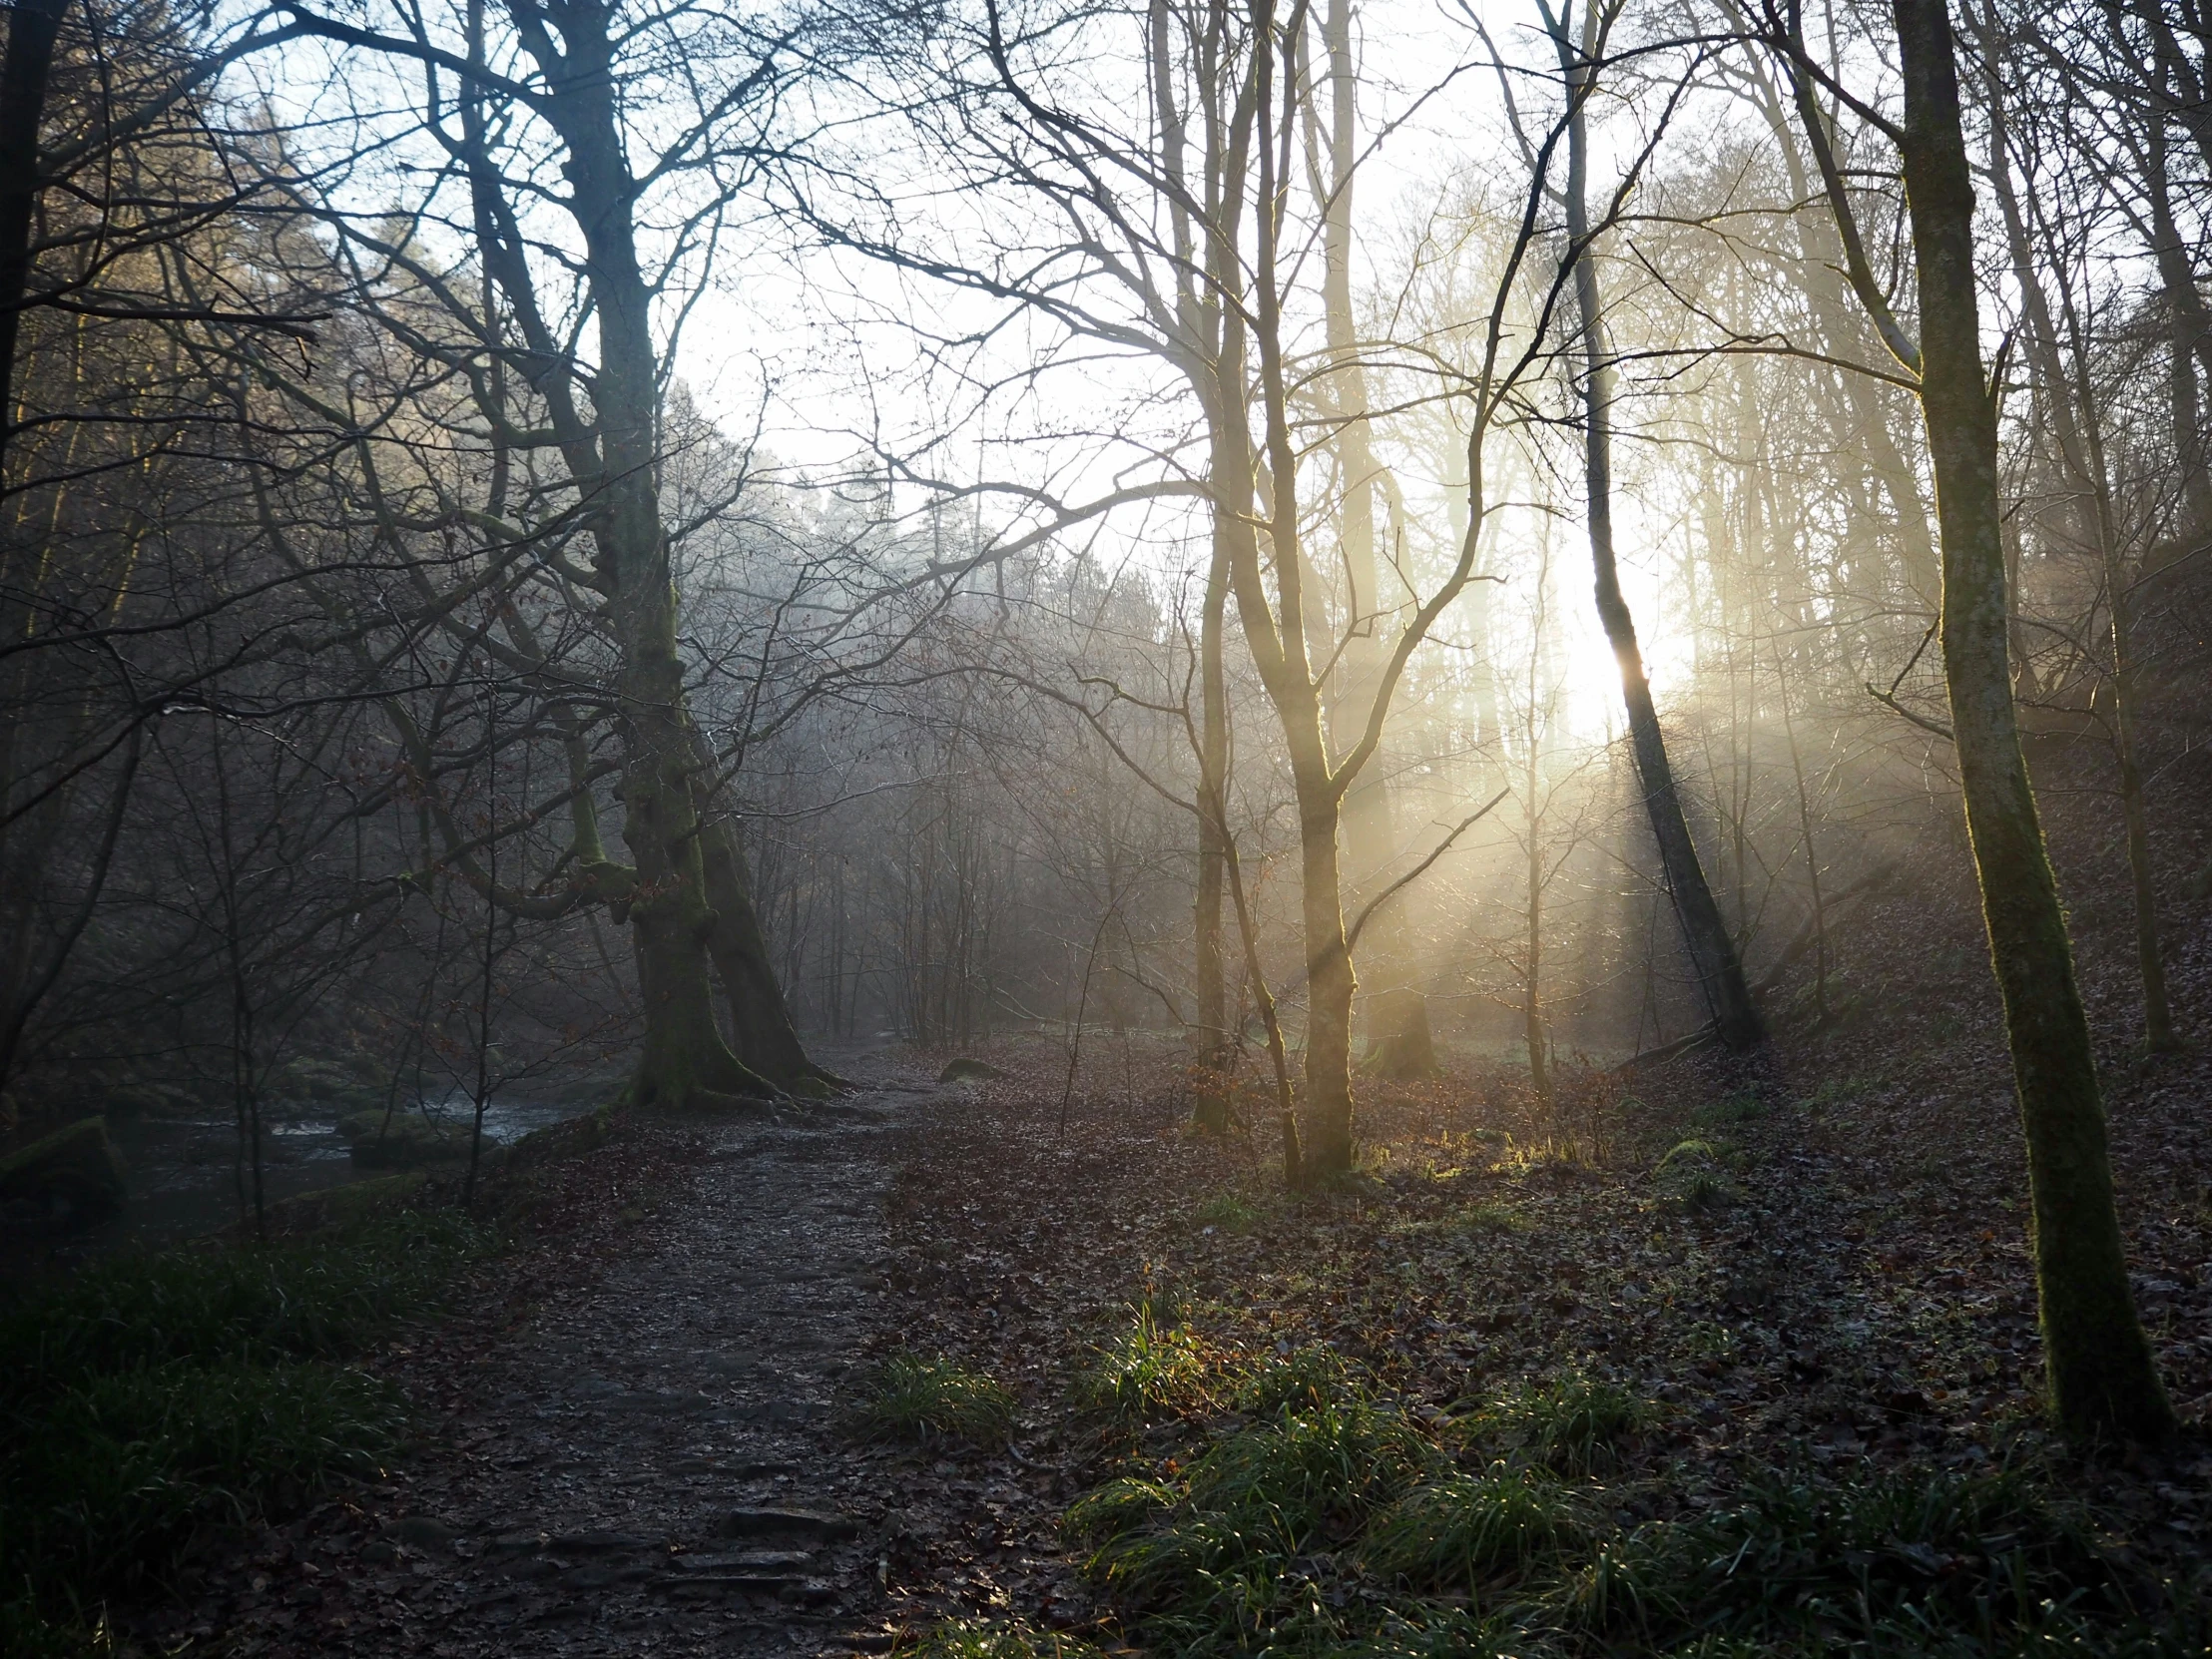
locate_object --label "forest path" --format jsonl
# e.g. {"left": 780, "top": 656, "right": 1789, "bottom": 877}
{"left": 244, "top": 1061, "right": 931, "bottom": 1659}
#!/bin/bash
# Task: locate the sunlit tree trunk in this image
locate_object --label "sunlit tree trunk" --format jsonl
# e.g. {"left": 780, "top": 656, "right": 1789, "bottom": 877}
{"left": 1317, "top": 0, "right": 1433, "bottom": 1078}
{"left": 1554, "top": 6, "right": 1762, "bottom": 1051}
{"left": 1887, "top": 0, "right": 2172, "bottom": 1441}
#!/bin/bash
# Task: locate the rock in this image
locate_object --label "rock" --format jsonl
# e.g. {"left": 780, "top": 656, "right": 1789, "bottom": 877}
{"left": 506, "top": 1108, "right": 610, "bottom": 1170}
{"left": 0, "top": 1116, "right": 127, "bottom": 1225}
{"left": 105, "top": 1080, "right": 207, "bottom": 1117}
{"left": 337, "top": 1110, "right": 473, "bottom": 1167}
{"left": 936, "top": 1058, "right": 1005, "bottom": 1083}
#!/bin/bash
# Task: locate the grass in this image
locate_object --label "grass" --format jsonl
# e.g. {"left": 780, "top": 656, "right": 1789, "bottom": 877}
{"left": 1363, "top": 1464, "right": 1587, "bottom": 1587}
{"left": 851, "top": 1354, "right": 1016, "bottom": 1447}
{"left": 1692, "top": 1089, "right": 1769, "bottom": 1128}
{"left": 1656, "top": 1138, "right": 1741, "bottom": 1213}
{"left": 901, "top": 1617, "right": 1102, "bottom": 1659}
{"left": 0, "top": 1209, "right": 487, "bottom": 1648}
{"left": 1077, "top": 1307, "right": 1230, "bottom": 1423}
{"left": 1194, "top": 1192, "right": 1263, "bottom": 1233}
{"left": 1390, "top": 1200, "right": 1532, "bottom": 1243}
{"left": 1550, "top": 1466, "right": 2132, "bottom": 1651}
{"left": 953, "top": 1330, "right": 2195, "bottom": 1659}
{"left": 1070, "top": 1351, "right": 1441, "bottom": 1649}
{"left": 1465, "top": 1369, "right": 1648, "bottom": 1475}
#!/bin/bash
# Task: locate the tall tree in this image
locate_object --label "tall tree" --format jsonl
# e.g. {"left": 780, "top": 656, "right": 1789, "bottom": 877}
{"left": 1547, "top": 0, "right": 1763, "bottom": 1051}
{"left": 277, "top": 0, "right": 832, "bottom": 1104}
{"left": 1776, "top": 0, "right": 2173, "bottom": 1440}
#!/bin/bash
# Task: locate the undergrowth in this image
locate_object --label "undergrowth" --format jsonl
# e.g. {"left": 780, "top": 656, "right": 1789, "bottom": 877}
{"left": 1078, "top": 1306, "right": 1228, "bottom": 1423}
{"left": 1035, "top": 1342, "right": 2194, "bottom": 1659}
{"left": 853, "top": 1354, "right": 1016, "bottom": 1446}
{"left": 0, "top": 1209, "right": 487, "bottom": 1651}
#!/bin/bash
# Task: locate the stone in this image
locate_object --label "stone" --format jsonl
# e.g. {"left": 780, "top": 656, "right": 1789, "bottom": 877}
{"left": 936, "top": 1058, "right": 1005, "bottom": 1083}
{"left": 0, "top": 1116, "right": 127, "bottom": 1225}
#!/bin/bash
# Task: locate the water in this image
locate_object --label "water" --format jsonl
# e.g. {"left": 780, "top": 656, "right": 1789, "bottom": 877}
{"left": 3, "top": 1093, "right": 600, "bottom": 1270}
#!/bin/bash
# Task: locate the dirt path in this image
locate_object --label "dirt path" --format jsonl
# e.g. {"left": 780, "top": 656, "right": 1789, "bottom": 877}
{"left": 211, "top": 1064, "right": 935, "bottom": 1659}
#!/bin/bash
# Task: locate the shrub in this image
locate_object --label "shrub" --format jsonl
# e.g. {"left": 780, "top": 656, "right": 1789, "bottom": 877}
{"left": 851, "top": 1354, "right": 1015, "bottom": 1447}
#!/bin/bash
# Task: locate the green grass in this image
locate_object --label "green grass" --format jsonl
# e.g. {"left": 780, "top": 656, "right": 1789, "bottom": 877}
{"left": 901, "top": 1616, "right": 1102, "bottom": 1659}
{"left": 1693, "top": 1089, "right": 1769, "bottom": 1128}
{"left": 851, "top": 1354, "right": 1016, "bottom": 1447}
{"left": 1466, "top": 1369, "right": 1648, "bottom": 1475}
{"left": 1551, "top": 1466, "right": 2130, "bottom": 1652}
{"left": 0, "top": 1210, "right": 487, "bottom": 1648}
{"left": 1073, "top": 1349, "right": 1441, "bottom": 1651}
{"left": 1391, "top": 1200, "right": 1533, "bottom": 1243}
{"left": 1195, "top": 1192, "right": 1263, "bottom": 1232}
{"left": 1656, "top": 1138, "right": 1741, "bottom": 1213}
{"left": 1077, "top": 1307, "right": 1230, "bottom": 1423}
{"left": 1055, "top": 1328, "right": 2188, "bottom": 1659}
{"left": 1363, "top": 1464, "right": 1587, "bottom": 1587}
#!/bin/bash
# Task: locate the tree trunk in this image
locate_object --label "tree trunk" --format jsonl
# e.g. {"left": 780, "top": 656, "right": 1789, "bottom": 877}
{"left": 1318, "top": 0, "right": 1433, "bottom": 1080}
{"left": 1190, "top": 532, "right": 1232, "bottom": 1131}
{"left": 1556, "top": 14, "right": 1763, "bottom": 1051}
{"left": 1890, "top": 0, "right": 2172, "bottom": 1441}
{"left": 512, "top": 0, "right": 799, "bottom": 1107}
{"left": 1298, "top": 782, "right": 1356, "bottom": 1174}
{"left": 695, "top": 788, "right": 835, "bottom": 1090}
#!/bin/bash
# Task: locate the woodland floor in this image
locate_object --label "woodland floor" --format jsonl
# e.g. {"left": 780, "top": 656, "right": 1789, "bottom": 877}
{"left": 140, "top": 999, "right": 2212, "bottom": 1657}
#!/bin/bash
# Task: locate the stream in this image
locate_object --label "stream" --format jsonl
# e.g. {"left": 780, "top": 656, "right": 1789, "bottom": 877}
{"left": 4, "top": 1094, "right": 600, "bottom": 1270}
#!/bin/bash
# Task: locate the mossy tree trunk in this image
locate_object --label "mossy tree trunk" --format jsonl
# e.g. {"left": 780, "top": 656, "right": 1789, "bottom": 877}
{"left": 692, "top": 773, "right": 839, "bottom": 1091}
{"left": 505, "top": 0, "right": 792, "bottom": 1108}
{"left": 1885, "top": 0, "right": 2173, "bottom": 1441}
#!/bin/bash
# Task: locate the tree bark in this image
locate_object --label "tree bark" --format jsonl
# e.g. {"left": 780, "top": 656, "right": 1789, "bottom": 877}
{"left": 1890, "top": 0, "right": 2173, "bottom": 1441}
